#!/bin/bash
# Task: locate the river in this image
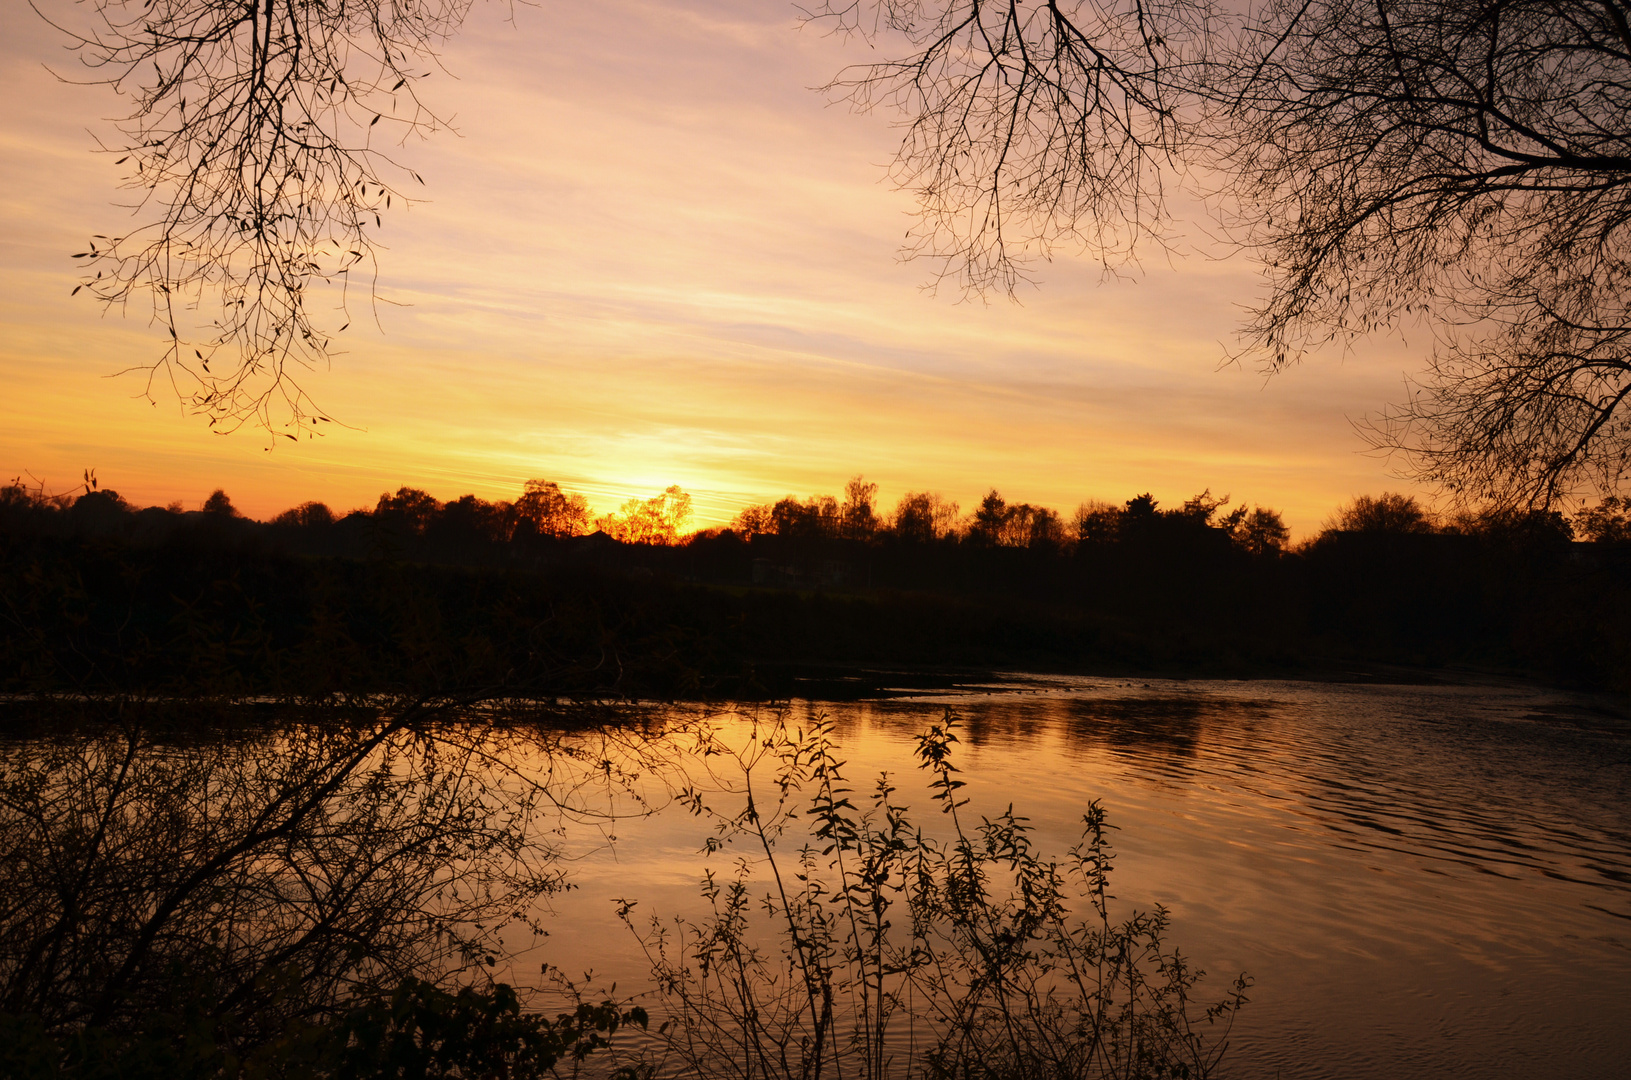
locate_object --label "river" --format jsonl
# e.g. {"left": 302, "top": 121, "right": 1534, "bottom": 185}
{"left": 521, "top": 674, "right": 1631, "bottom": 1080}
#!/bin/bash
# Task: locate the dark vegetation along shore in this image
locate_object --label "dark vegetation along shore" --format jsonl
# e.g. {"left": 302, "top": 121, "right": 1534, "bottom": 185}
{"left": 2, "top": 475, "right": 1625, "bottom": 1080}
{"left": 4, "top": 475, "right": 1629, "bottom": 698}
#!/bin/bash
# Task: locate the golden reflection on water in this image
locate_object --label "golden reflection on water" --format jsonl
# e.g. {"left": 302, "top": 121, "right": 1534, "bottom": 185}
{"left": 512, "top": 678, "right": 1631, "bottom": 1080}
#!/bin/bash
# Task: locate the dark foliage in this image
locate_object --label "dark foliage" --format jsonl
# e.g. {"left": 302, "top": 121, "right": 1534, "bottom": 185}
{"left": 0, "top": 971, "right": 646, "bottom": 1080}
{"left": 4, "top": 477, "right": 1628, "bottom": 693}
{"left": 0, "top": 692, "right": 657, "bottom": 1078}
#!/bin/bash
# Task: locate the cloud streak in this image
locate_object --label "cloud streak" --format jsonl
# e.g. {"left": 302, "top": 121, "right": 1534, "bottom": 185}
{"left": 0, "top": 0, "right": 1422, "bottom": 535}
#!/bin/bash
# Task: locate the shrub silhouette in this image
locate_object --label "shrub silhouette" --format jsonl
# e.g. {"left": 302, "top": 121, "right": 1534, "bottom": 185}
{"left": 620, "top": 709, "right": 1249, "bottom": 1080}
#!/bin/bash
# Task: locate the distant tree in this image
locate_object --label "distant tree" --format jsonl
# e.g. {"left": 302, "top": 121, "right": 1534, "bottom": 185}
{"left": 730, "top": 503, "right": 775, "bottom": 538}
{"left": 968, "top": 490, "right": 1008, "bottom": 547}
{"left": 1115, "top": 495, "right": 1167, "bottom": 544}
{"left": 375, "top": 487, "right": 442, "bottom": 534}
{"left": 810, "top": 494, "right": 842, "bottom": 538}
{"left": 1073, "top": 500, "right": 1122, "bottom": 545}
{"left": 1126, "top": 493, "right": 1158, "bottom": 516}
{"left": 596, "top": 485, "right": 693, "bottom": 545}
{"left": 1002, "top": 503, "right": 1066, "bottom": 549}
{"left": 767, "top": 498, "right": 803, "bottom": 538}
{"left": 270, "top": 501, "right": 336, "bottom": 528}
{"left": 891, "top": 493, "right": 933, "bottom": 544}
{"left": 0, "top": 483, "right": 37, "bottom": 516}
{"left": 1171, "top": 489, "right": 1228, "bottom": 527}
{"left": 891, "top": 491, "right": 960, "bottom": 543}
{"left": 2, "top": 479, "right": 72, "bottom": 516}
{"left": 1220, "top": 506, "right": 1290, "bottom": 556}
{"left": 201, "top": 489, "right": 240, "bottom": 517}
{"left": 841, "top": 475, "right": 880, "bottom": 541}
{"left": 513, "top": 480, "right": 590, "bottom": 539}
{"left": 432, "top": 493, "right": 512, "bottom": 545}
{"left": 1026, "top": 505, "right": 1066, "bottom": 549}
{"left": 1326, "top": 494, "right": 1438, "bottom": 535}
{"left": 767, "top": 495, "right": 841, "bottom": 540}
{"left": 1115, "top": 490, "right": 1250, "bottom": 551}
{"left": 964, "top": 490, "right": 1066, "bottom": 549}
{"left": 1574, "top": 496, "right": 1631, "bottom": 542}
{"left": 68, "top": 489, "right": 132, "bottom": 533}
{"left": 733, "top": 497, "right": 821, "bottom": 540}
{"left": 1446, "top": 506, "right": 1574, "bottom": 545}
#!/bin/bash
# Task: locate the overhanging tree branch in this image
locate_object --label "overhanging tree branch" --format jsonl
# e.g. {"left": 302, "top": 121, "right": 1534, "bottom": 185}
{"left": 48, "top": 0, "right": 474, "bottom": 436}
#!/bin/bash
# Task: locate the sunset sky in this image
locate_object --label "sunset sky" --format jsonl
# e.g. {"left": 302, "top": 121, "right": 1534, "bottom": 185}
{"left": 0, "top": 0, "right": 1434, "bottom": 536}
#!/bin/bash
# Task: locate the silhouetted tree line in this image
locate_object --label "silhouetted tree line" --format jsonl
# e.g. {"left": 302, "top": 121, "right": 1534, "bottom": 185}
{"left": 3, "top": 476, "right": 1629, "bottom": 693}
{"left": 720, "top": 477, "right": 1292, "bottom": 555}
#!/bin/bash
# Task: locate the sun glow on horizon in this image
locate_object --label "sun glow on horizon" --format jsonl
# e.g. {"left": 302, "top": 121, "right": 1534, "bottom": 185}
{"left": 1, "top": 0, "right": 1426, "bottom": 540}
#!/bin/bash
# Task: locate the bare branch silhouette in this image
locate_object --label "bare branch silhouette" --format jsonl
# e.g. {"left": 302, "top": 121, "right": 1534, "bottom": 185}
{"left": 49, "top": 0, "right": 474, "bottom": 434}
{"left": 806, "top": 0, "right": 1220, "bottom": 296}
{"left": 42, "top": 0, "right": 1631, "bottom": 500}
{"left": 1218, "top": 0, "right": 1631, "bottom": 504}
{"left": 816, "top": 1, "right": 1631, "bottom": 503}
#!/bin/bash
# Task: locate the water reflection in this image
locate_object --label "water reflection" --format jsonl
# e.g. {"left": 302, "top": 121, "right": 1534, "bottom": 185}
{"left": 4, "top": 683, "right": 1623, "bottom": 1080}
{"left": 539, "top": 678, "right": 1631, "bottom": 1080}
{"left": 1060, "top": 696, "right": 1214, "bottom": 756}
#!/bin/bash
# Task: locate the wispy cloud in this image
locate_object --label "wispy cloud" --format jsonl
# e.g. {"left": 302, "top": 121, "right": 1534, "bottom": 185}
{"left": 0, "top": 0, "right": 1419, "bottom": 534}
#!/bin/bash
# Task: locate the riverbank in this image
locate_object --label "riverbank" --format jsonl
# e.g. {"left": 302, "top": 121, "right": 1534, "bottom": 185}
{"left": 4, "top": 523, "right": 1628, "bottom": 700}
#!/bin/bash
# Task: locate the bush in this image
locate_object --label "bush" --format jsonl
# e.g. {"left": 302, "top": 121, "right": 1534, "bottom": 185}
{"left": 0, "top": 978, "right": 646, "bottom": 1080}
{"left": 620, "top": 709, "right": 1249, "bottom": 1080}
{"left": 0, "top": 697, "right": 656, "bottom": 1077}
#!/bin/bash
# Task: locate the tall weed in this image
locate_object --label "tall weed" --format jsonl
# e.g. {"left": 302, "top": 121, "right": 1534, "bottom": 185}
{"left": 619, "top": 709, "right": 1248, "bottom": 1080}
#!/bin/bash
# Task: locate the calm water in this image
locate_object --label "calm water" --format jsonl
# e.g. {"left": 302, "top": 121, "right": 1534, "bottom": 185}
{"left": 522, "top": 676, "right": 1631, "bottom": 1080}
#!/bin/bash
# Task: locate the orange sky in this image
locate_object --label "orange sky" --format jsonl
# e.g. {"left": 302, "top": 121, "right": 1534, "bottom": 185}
{"left": 0, "top": 0, "right": 1434, "bottom": 537}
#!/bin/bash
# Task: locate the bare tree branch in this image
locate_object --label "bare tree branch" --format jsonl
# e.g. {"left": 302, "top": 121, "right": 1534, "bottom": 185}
{"left": 48, "top": 0, "right": 475, "bottom": 435}
{"left": 819, "top": 1, "right": 1631, "bottom": 504}
{"left": 805, "top": 0, "right": 1220, "bottom": 296}
{"left": 44, "top": 0, "right": 1631, "bottom": 502}
{"left": 1215, "top": 0, "right": 1631, "bottom": 504}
